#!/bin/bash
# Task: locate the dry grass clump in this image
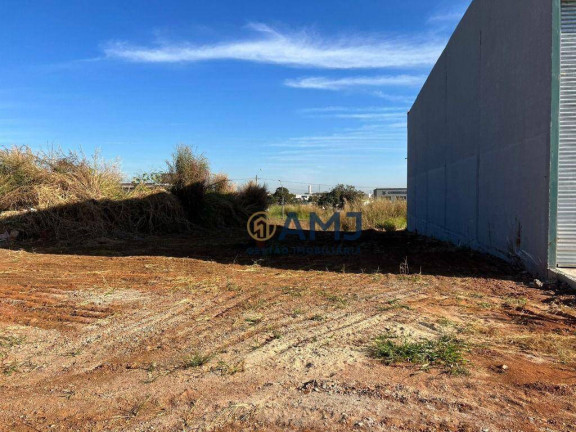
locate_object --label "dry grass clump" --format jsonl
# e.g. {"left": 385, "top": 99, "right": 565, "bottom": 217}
{"left": 0, "top": 146, "right": 123, "bottom": 212}
{"left": 208, "top": 173, "right": 236, "bottom": 194}
{"left": 166, "top": 145, "right": 210, "bottom": 189}
{"left": 168, "top": 146, "right": 267, "bottom": 228}
{"left": 510, "top": 333, "right": 576, "bottom": 363}
{"left": 236, "top": 182, "right": 268, "bottom": 216}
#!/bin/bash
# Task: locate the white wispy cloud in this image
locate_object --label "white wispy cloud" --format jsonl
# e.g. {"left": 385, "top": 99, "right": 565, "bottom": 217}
{"left": 371, "top": 91, "right": 415, "bottom": 104}
{"left": 299, "top": 106, "right": 405, "bottom": 114}
{"left": 330, "top": 112, "right": 405, "bottom": 120}
{"left": 299, "top": 107, "right": 406, "bottom": 121}
{"left": 299, "top": 106, "right": 406, "bottom": 118}
{"left": 268, "top": 122, "right": 405, "bottom": 151}
{"left": 260, "top": 119, "right": 408, "bottom": 187}
{"left": 428, "top": 11, "right": 465, "bottom": 23}
{"left": 427, "top": 1, "right": 471, "bottom": 25}
{"left": 103, "top": 23, "right": 444, "bottom": 69}
{"left": 284, "top": 74, "right": 425, "bottom": 90}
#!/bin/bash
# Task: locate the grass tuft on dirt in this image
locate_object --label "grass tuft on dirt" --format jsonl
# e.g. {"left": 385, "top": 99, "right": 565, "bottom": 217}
{"left": 0, "top": 335, "right": 24, "bottom": 348}
{"left": 182, "top": 352, "right": 212, "bottom": 369}
{"left": 370, "top": 334, "right": 469, "bottom": 375}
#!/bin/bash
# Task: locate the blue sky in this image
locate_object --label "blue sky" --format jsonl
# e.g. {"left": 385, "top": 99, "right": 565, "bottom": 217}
{"left": 1, "top": 0, "right": 470, "bottom": 194}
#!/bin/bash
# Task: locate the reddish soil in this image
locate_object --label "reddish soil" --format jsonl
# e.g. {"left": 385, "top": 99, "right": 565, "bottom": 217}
{"left": 0, "top": 230, "right": 575, "bottom": 431}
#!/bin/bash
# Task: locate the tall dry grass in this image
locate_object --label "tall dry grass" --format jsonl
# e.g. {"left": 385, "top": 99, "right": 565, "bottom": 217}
{"left": 167, "top": 146, "right": 267, "bottom": 228}
{"left": 208, "top": 173, "right": 236, "bottom": 194}
{"left": 0, "top": 146, "right": 123, "bottom": 212}
{"left": 166, "top": 145, "right": 210, "bottom": 189}
{"left": 345, "top": 200, "right": 407, "bottom": 231}
{"left": 3, "top": 144, "right": 405, "bottom": 240}
{"left": 268, "top": 200, "right": 407, "bottom": 232}
{"left": 2, "top": 189, "right": 190, "bottom": 240}
{"left": 0, "top": 146, "right": 190, "bottom": 239}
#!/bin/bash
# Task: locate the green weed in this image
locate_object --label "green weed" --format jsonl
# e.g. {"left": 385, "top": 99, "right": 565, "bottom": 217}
{"left": 377, "top": 299, "right": 410, "bottom": 312}
{"left": 370, "top": 334, "right": 469, "bottom": 375}
{"left": 182, "top": 352, "right": 212, "bottom": 369}
{"left": 0, "top": 335, "right": 24, "bottom": 348}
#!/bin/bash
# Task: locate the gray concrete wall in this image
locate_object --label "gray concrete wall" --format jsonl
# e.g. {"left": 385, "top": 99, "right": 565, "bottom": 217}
{"left": 407, "top": 0, "right": 553, "bottom": 275}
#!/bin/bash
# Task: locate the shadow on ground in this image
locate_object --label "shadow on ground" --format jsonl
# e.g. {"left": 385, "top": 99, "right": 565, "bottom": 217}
{"left": 0, "top": 192, "right": 528, "bottom": 279}
{"left": 3, "top": 227, "right": 523, "bottom": 280}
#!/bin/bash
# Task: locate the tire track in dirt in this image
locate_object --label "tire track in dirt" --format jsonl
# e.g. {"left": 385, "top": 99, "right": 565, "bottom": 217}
{"left": 0, "top": 284, "right": 115, "bottom": 329}
{"left": 233, "top": 288, "right": 433, "bottom": 394}
{"left": 27, "top": 289, "right": 279, "bottom": 383}
{"left": 1, "top": 244, "right": 575, "bottom": 432}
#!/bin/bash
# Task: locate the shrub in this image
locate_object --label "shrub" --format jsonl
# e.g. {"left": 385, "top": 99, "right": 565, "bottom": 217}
{"left": 171, "top": 182, "right": 206, "bottom": 223}
{"left": 317, "top": 184, "right": 366, "bottom": 208}
{"left": 380, "top": 220, "right": 398, "bottom": 232}
{"left": 0, "top": 144, "right": 310, "bottom": 239}
{"left": 201, "top": 193, "right": 242, "bottom": 227}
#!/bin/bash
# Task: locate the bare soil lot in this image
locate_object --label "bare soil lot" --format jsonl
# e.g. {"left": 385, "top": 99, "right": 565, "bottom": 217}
{"left": 0, "top": 230, "right": 575, "bottom": 431}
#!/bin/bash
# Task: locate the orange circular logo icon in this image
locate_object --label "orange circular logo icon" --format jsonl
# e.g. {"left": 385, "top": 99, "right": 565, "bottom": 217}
{"left": 247, "top": 212, "right": 277, "bottom": 241}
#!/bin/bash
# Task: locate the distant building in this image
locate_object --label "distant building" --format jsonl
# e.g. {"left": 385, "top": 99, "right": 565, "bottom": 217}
{"left": 373, "top": 188, "right": 407, "bottom": 201}
{"left": 296, "top": 193, "right": 317, "bottom": 202}
{"left": 294, "top": 185, "right": 315, "bottom": 202}
{"left": 121, "top": 182, "right": 168, "bottom": 192}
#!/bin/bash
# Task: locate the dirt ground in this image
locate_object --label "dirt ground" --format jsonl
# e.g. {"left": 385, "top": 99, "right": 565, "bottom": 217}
{"left": 0, "top": 230, "right": 575, "bottom": 431}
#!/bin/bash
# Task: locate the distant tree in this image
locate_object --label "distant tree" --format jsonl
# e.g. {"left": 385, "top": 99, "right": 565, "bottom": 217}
{"left": 132, "top": 171, "right": 170, "bottom": 185}
{"left": 271, "top": 186, "right": 296, "bottom": 205}
{"left": 307, "top": 194, "right": 320, "bottom": 205}
{"left": 317, "top": 184, "right": 366, "bottom": 208}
